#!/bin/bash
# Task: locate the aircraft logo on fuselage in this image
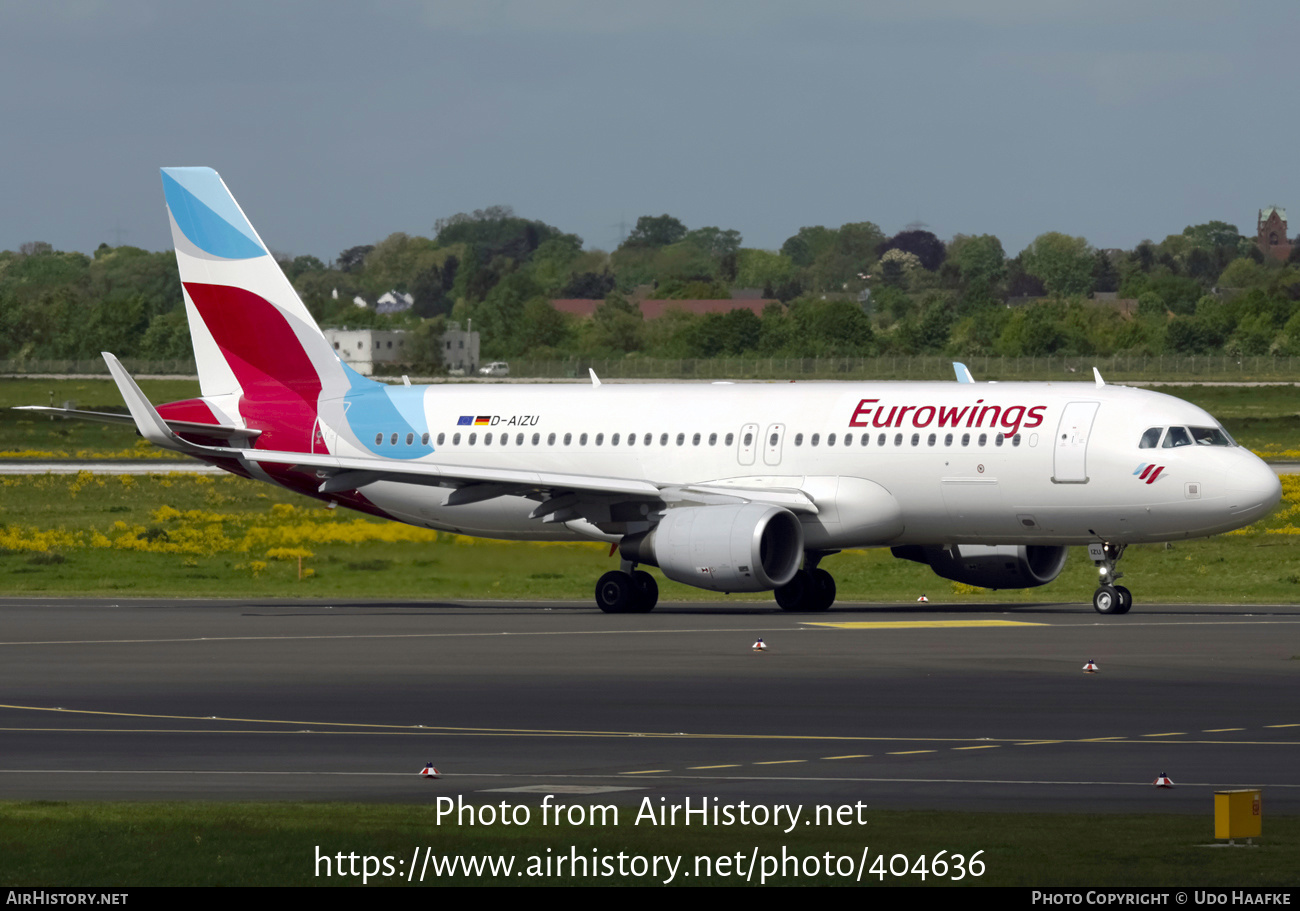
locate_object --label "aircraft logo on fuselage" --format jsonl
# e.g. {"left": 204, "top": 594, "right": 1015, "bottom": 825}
{"left": 1134, "top": 463, "right": 1166, "bottom": 484}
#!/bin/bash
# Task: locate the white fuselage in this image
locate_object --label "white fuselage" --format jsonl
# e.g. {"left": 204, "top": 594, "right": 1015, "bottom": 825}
{"left": 308, "top": 380, "right": 1281, "bottom": 549}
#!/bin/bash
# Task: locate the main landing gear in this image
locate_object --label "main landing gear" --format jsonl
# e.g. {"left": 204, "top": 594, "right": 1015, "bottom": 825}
{"left": 595, "top": 561, "right": 659, "bottom": 613}
{"left": 1089, "top": 542, "right": 1132, "bottom": 615}
{"left": 775, "top": 551, "right": 838, "bottom": 612}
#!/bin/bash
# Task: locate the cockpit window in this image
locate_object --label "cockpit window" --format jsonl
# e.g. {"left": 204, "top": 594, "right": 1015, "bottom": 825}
{"left": 1190, "top": 426, "right": 1233, "bottom": 447}
{"left": 1162, "top": 426, "right": 1192, "bottom": 448}
{"left": 1139, "top": 427, "right": 1162, "bottom": 449}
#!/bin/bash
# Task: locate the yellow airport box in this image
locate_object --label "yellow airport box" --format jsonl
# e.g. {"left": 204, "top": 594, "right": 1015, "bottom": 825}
{"left": 1214, "top": 789, "right": 1261, "bottom": 841}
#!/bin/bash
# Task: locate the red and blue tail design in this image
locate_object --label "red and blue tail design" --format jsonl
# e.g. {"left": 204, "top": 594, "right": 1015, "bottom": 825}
{"left": 161, "top": 168, "right": 430, "bottom": 458}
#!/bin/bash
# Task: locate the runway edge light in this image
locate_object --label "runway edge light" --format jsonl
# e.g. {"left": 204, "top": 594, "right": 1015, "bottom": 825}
{"left": 752, "top": 638, "right": 767, "bottom": 652}
{"left": 1154, "top": 772, "right": 1174, "bottom": 788}
{"left": 1083, "top": 660, "right": 1099, "bottom": 673}
{"left": 420, "top": 763, "right": 440, "bottom": 779}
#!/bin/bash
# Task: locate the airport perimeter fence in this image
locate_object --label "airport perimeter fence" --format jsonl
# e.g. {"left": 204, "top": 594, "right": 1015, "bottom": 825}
{"left": 505, "top": 355, "right": 1300, "bottom": 383}
{"left": 4, "top": 355, "right": 1300, "bottom": 383}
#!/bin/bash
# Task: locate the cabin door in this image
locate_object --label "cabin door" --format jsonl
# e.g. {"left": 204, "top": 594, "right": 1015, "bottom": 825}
{"left": 1052, "top": 402, "right": 1099, "bottom": 483}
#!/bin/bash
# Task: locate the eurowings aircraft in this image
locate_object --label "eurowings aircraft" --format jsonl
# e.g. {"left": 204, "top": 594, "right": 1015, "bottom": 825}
{"left": 22, "top": 168, "right": 1282, "bottom": 614}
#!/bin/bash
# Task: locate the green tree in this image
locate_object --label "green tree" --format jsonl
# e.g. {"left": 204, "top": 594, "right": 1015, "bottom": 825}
{"left": 1020, "top": 233, "right": 1094, "bottom": 298}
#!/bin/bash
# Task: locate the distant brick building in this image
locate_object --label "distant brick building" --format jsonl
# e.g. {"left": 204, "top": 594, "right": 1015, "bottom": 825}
{"left": 1257, "top": 206, "right": 1293, "bottom": 261}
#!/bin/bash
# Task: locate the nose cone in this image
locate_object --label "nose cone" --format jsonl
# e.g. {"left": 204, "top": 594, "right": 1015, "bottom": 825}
{"left": 1227, "top": 455, "right": 1283, "bottom": 524}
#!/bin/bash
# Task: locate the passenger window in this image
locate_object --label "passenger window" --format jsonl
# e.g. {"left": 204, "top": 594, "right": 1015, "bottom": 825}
{"left": 978, "top": 433, "right": 987, "bottom": 446}
{"left": 894, "top": 433, "right": 903, "bottom": 446}
{"left": 1139, "top": 427, "right": 1162, "bottom": 449}
{"left": 742, "top": 432, "right": 752, "bottom": 447}
{"left": 1012, "top": 434, "right": 1021, "bottom": 447}
{"left": 708, "top": 433, "right": 717, "bottom": 446}
{"left": 828, "top": 433, "right": 836, "bottom": 446}
{"left": 627, "top": 433, "right": 635, "bottom": 446}
{"left": 595, "top": 433, "right": 604, "bottom": 446}
{"left": 390, "top": 433, "right": 399, "bottom": 445}
{"left": 422, "top": 433, "right": 429, "bottom": 445}
{"left": 406, "top": 432, "right": 414, "bottom": 445}
{"left": 468, "top": 433, "right": 476, "bottom": 445}
{"left": 961, "top": 433, "right": 970, "bottom": 446}
{"left": 453, "top": 433, "right": 461, "bottom": 445}
{"left": 501, "top": 434, "right": 508, "bottom": 446}
{"left": 564, "top": 433, "right": 572, "bottom": 445}
{"left": 531, "top": 433, "right": 540, "bottom": 445}
{"left": 794, "top": 433, "right": 803, "bottom": 446}
{"left": 661, "top": 433, "right": 669, "bottom": 446}
{"left": 436, "top": 433, "right": 445, "bottom": 445}
{"left": 861, "top": 433, "right": 869, "bottom": 446}
{"left": 811, "top": 434, "right": 820, "bottom": 446}
{"left": 1162, "top": 426, "right": 1192, "bottom": 448}
{"left": 944, "top": 433, "right": 953, "bottom": 446}
{"left": 580, "top": 433, "right": 588, "bottom": 445}
{"left": 375, "top": 433, "right": 383, "bottom": 445}
{"left": 725, "top": 433, "right": 734, "bottom": 446}
{"left": 910, "top": 433, "right": 920, "bottom": 446}
{"left": 927, "top": 433, "right": 936, "bottom": 446}
{"left": 548, "top": 433, "right": 556, "bottom": 445}
{"left": 878, "top": 434, "right": 886, "bottom": 446}
{"left": 612, "top": 433, "right": 620, "bottom": 445}
{"left": 995, "top": 433, "right": 1004, "bottom": 447}
{"left": 645, "top": 433, "right": 653, "bottom": 446}
{"left": 516, "top": 433, "right": 524, "bottom": 445}
{"left": 844, "top": 434, "right": 852, "bottom": 447}
{"left": 484, "top": 433, "right": 492, "bottom": 445}
{"left": 676, "top": 433, "right": 685, "bottom": 446}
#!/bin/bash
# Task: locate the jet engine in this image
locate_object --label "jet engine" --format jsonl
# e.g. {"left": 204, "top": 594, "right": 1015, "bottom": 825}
{"left": 891, "top": 544, "right": 1068, "bottom": 589}
{"left": 620, "top": 504, "right": 804, "bottom": 593}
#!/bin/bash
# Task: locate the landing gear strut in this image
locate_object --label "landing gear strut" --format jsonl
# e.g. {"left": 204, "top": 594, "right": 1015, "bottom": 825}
{"left": 775, "top": 551, "right": 838, "bottom": 612}
{"left": 595, "top": 560, "right": 658, "bottom": 613}
{"left": 1089, "top": 542, "right": 1132, "bottom": 615}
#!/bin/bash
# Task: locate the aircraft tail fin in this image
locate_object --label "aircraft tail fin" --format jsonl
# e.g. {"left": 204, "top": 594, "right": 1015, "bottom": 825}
{"left": 161, "top": 167, "right": 363, "bottom": 402}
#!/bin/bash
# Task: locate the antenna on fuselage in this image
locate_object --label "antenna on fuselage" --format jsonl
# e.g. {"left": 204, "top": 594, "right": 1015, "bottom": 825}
{"left": 1093, "top": 368, "right": 1105, "bottom": 387}
{"left": 589, "top": 368, "right": 602, "bottom": 388}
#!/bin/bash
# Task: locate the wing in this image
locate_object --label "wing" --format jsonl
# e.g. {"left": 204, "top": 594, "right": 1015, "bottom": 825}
{"left": 95, "top": 354, "right": 818, "bottom": 529}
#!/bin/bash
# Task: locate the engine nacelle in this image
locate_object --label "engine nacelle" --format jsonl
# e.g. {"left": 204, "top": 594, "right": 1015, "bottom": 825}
{"left": 620, "top": 504, "right": 804, "bottom": 593}
{"left": 891, "top": 544, "right": 1068, "bottom": 589}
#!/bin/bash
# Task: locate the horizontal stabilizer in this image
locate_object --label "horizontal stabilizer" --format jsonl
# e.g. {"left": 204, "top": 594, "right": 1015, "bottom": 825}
{"left": 13, "top": 405, "right": 260, "bottom": 446}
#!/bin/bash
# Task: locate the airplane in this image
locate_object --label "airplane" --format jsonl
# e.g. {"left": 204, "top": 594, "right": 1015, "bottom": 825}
{"left": 19, "top": 168, "right": 1283, "bottom": 615}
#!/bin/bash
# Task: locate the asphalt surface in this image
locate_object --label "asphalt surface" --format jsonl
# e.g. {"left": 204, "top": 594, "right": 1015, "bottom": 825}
{"left": 1, "top": 597, "right": 1297, "bottom": 814}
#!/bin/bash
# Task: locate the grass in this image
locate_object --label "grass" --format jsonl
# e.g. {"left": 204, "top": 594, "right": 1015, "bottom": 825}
{"left": 0, "top": 471, "right": 1298, "bottom": 603}
{"left": 0, "top": 802, "right": 1295, "bottom": 886}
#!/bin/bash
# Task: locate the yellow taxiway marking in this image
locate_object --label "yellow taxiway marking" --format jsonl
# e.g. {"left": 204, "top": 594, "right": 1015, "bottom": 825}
{"left": 1014, "top": 741, "right": 1064, "bottom": 745}
{"left": 1080, "top": 737, "right": 1124, "bottom": 741}
{"left": 802, "top": 620, "right": 1046, "bottom": 630}
{"left": 822, "top": 755, "right": 870, "bottom": 760}
{"left": 888, "top": 750, "right": 936, "bottom": 755}
{"left": 620, "top": 770, "right": 671, "bottom": 775}
{"left": 1203, "top": 728, "right": 1245, "bottom": 733}
{"left": 1266, "top": 724, "right": 1300, "bottom": 729}
{"left": 1143, "top": 732, "right": 1186, "bottom": 737}
{"left": 754, "top": 760, "right": 806, "bottom": 765}
{"left": 953, "top": 745, "right": 1000, "bottom": 751}
{"left": 687, "top": 764, "right": 741, "bottom": 770}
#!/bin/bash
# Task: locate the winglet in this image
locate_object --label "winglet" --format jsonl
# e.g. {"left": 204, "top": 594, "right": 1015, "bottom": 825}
{"left": 102, "top": 352, "right": 207, "bottom": 453}
{"left": 953, "top": 362, "right": 975, "bottom": 384}
{"left": 1093, "top": 367, "right": 1105, "bottom": 387}
{"left": 589, "top": 368, "right": 602, "bottom": 388}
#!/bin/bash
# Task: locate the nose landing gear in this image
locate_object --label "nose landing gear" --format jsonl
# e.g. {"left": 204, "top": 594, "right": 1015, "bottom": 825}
{"left": 1089, "top": 542, "right": 1131, "bottom": 615}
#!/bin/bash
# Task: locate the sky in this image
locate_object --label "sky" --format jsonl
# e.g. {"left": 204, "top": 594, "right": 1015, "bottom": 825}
{"left": 1, "top": 1, "right": 1297, "bottom": 262}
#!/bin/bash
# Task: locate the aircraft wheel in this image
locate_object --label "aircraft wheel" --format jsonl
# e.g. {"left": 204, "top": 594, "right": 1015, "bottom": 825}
{"left": 775, "top": 570, "right": 810, "bottom": 611}
{"left": 596, "top": 571, "right": 635, "bottom": 613}
{"left": 1113, "top": 585, "right": 1132, "bottom": 615}
{"left": 808, "top": 568, "right": 836, "bottom": 611}
{"left": 630, "top": 570, "right": 659, "bottom": 613}
{"left": 1092, "top": 585, "right": 1121, "bottom": 615}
